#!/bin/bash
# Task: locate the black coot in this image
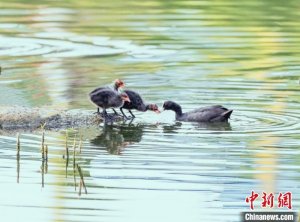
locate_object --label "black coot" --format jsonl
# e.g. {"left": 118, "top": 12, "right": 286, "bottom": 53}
{"left": 163, "top": 101, "right": 232, "bottom": 122}
{"left": 89, "top": 88, "right": 130, "bottom": 120}
{"left": 120, "top": 90, "right": 160, "bottom": 119}
{"left": 89, "top": 79, "right": 125, "bottom": 114}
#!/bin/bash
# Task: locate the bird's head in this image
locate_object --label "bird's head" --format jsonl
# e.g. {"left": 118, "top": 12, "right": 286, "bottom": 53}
{"left": 115, "top": 79, "right": 125, "bottom": 89}
{"left": 120, "top": 93, "right": 130, "bottom": 102}
{"left": 148, "top": 104, "right": 160, "bottom": 113}
{"left": 162, "top": 101, "right": 175, "bottom": 111}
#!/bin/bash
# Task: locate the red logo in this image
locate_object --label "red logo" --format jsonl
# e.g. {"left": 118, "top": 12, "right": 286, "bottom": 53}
{"left": 262, "top": 192, "right": 274, "bottom": 208}
{"left": 245, "top": 191, "right": 292, "bottom": 210}
{"left": 245, "top": 191, "right": 259, "bottom": 210}
{"left": 278, "top": 192, "right": 292, "bottom": 209}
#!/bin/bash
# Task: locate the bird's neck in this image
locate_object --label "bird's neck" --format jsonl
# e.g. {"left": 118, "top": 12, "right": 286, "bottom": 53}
{"left": 145, "top": 104, "right": 151, "bottom": 111}
{"left": 113, "top": 84, "right": 119, "bottom": 91}
{"left": 173, "top": 104, "right": 183, "bottom": 117}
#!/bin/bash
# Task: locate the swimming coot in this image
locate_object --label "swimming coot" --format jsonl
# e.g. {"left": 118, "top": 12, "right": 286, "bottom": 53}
{"left": 163, "top": 101, "right": 233, "bottom": 122}
{"left": 89, "top": 88, "right": 130, "bottom": 119}
{"left": 120, "top": 90, "right": 160, "bottom": 119}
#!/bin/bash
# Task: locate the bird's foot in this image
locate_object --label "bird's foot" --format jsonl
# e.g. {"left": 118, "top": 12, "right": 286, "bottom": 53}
{"left": 94, "top": 111, "right": 101, "bottom": 115}
{"left": 114, "top": 112, "right": 125, "bottom": 118}
{"left": 125, "top": 116, "right": 134, "bottom": 120}
{"left": 102, "top": 113, "right": 115, "bottom": 124}
{"left": 128, "top": 114, "right": 136, "bottom": 119}
{"left": 119, "top": 114, "right": 132, "bottom": 121}
{"left": 112, "top": 109, "right": 124, "bottom": 117}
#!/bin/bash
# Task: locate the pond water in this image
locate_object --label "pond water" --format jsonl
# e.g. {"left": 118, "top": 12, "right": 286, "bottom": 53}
{"left": 1, "top": 0, "right": 300, "bottom": 221}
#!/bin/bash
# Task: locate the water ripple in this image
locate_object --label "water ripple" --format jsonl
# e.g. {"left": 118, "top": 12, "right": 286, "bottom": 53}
{"left": 0, "top": 36, "right": 124, "bottom": 57}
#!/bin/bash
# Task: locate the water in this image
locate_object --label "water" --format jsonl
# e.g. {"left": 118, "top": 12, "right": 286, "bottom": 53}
{"left": 1, "top": 0, "right": 300, "bottom": 221}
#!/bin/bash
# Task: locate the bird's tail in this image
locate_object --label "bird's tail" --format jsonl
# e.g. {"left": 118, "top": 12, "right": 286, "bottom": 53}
{"left": 222, "top": 110, "right": 233, "bottom": 119}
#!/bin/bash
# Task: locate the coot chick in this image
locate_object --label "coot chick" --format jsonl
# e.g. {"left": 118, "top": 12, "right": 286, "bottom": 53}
{"left": 90, "top": 79, "right": 124, "bottom": 94}
{"left": 89, "top": 79, "right": 125, "bottom": 114}
{"left": 163, "top": 101, "right": 233, "bottom": 122}
{"left": 89, "top": 88, "right": 130, "bottom": 120}
{"left": 120, "top": 90, "right": 160, "bottom": 119}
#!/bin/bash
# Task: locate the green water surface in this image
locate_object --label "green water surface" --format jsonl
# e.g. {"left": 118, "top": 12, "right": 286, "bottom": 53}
{"left": 0, "top": 1, "right": 300, "bottom": 221}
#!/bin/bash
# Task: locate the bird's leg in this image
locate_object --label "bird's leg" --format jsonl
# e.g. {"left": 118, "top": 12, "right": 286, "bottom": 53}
{"left": 112, "top": 108, "right": 124, "bottom": 117}
{"left": 128, "top": 110, "right": 136, "bottom": 119}
{"left": 112, "top": 108, "right": 118, "bottom": 115}
{"left": 94, "top": 107, "right": 101, "bottom": 115}
{"left": 102, "top": 109, "right": 117, "bottom": 124}
{"left": 101, "top": 109, "right": 109, "bottom": 119}
{"left": 127, "top": 118, "right": 134, "bottom": 125}
{"left": 120, "top": 108, "right": 129, "bottom": 120}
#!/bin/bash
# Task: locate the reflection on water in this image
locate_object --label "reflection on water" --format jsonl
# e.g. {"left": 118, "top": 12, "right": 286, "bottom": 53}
{"left": 1, "top": 0, "right": 300, "bottom": 222}
{"left": 162, "top": 122, "right": 182, "bottom": 134}
{"left": 194, "top": 122, "right": 232, "bottom": 131}
{"left": 91, "top": 123, "right": 144, "bottom": 155}
{"left": 162, "top": 121, "right": 232, "bottom": 133}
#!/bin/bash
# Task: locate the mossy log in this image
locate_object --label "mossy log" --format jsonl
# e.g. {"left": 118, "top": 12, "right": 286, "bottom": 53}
{"left": 0, "top": 106, "right": 108, "bottom": 130}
